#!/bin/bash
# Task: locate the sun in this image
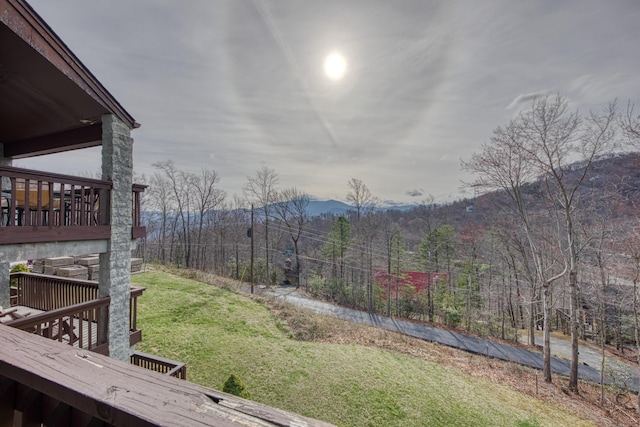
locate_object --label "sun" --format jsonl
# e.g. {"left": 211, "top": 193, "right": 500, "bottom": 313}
{"left": 323, "top": 51, "right": 347, "bottom": 80}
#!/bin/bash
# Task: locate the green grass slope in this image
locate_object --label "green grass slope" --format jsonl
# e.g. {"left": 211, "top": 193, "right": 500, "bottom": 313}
{"left": 133, "top": 270, "right": 594, "bottom": 427}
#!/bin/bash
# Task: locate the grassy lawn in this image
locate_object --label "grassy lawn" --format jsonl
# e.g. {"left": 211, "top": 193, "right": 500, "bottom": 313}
{"left": 132, "top": 270, "right": 595, "bottom": 427}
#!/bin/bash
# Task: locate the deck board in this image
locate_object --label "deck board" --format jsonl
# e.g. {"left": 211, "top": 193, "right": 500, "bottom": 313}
{"left": 0, "top": 326, "right": 335, "bottom": 426}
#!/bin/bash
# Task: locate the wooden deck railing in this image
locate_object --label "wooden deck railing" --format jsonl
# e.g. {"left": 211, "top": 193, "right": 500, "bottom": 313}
{"left": 131, "top": 351, "right": 187, "bottom": 380}
{"left": 9, "top": 272, "right": 145, "bottom": 351}
{"left": 11, "top": 272, "right": 144, "bottom": 311}
{"left": 5, "top": 297, "right": 110, "bottom": 351}
{"left": 132, "top": 183, "right": 147, "bottom": 239}
{"left": 0, "top": 165, "right": 146, "bottom": 244}
{"left": 11, "top": 272, "right": 100, "bottom": 310}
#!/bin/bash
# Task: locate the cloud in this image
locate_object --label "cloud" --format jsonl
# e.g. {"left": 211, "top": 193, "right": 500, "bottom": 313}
{"left": 405, "top": 188, "right": 424, "bottom": 197}
{"left": 506, "top": 91, "right": 548, "bottom": 110}
{"left": 21, "top": 0, "right": 640, "bottom": 205}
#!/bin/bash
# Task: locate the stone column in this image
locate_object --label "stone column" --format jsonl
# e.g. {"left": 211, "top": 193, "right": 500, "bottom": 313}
{"left": 98, "top": 115, "right": 133, "bottom": 361}
{"left": 0, "top": 144, "right": 12, "bottom": 307}
{"left": 0, "top": 143, "right": 10, "bottom": 165}
{"left": 0, "top": 262, "right": 9, "bottom": 309}
{"left": 0, "top": 142, "right": 11, "bottom": 190}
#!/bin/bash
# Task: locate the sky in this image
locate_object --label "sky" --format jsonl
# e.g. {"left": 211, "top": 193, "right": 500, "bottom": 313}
{"left": 21, "top": 0, "right": 640, "bottom": 206}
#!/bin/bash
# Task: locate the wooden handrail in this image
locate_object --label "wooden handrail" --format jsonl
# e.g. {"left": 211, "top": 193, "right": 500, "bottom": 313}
{"left": 5, "top": 297, "right": 110, "bottom": 330}
{"left": 0, "top": 165, "right": 112, "bottom": 187}
{"left": 0, "top": 165, "right": 111, "bottom": 228}
{"left": 10, "top": 272, "right": 145, "bottom": 338}
{"left": 5, "top": 297, "right": 111, "bottom": 351}
{"left": 0, "top": 165, "right": 146, "bottom": 243}
{"left": 131, "top": 351, "right": 187, "bottom": 380}
{"left": 11, "top": 273, "right": 145, "bottom": 307}
{"left": 11, "top": 272, "right": 99, "bottom": 310}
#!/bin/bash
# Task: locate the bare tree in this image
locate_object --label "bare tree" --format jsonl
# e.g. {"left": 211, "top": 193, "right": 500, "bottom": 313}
{"left": 153, "top": 160, "right": 194, "bottom": 267}
{"left": 191, "top": 168, "right": 226, "bottom": 269}
{"left": 145, "top": 172, "right": 175, "bottom": 263}
{"left": 462, "top": 97, "right": 564, "bottom": 383}
{"left": 345, "top": 178, "right": 379, "bottom": 311}
{"left": 621, "top": 101, "right": 640, "bottom": 145}
{"left": 272, "top": 187, "right": 310, "bottom": 286}
{"left": 464, "top": 94, "right": 618, "bottom": 389}
{"left": 346, "top": 178, "right": 377, "bottom": 221}
{"left": 493, "top": 220, "right": 539, "bottom": 346}
{"left": 613, "top": 224, "right": 640, "bottom": 414}
{"left": 243, "top": 167, "right": 279, "bottom": 285}
{"left": 380, "top": 214, "right": 404, "bottom": 316}
{"left": 522, "top": 96, "right": 617, "bottom": 392}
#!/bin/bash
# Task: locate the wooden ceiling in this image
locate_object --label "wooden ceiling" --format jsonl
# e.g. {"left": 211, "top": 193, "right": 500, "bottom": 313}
{"left": 0, "top": 0, "right": 138, "bottom": 159}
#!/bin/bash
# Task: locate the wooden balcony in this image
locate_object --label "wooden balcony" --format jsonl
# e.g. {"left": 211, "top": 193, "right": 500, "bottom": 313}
{"left": 4, "top": 273, "right": 144, "bottom": 353}
{"left": 0, "top": 166, "right": 146, "bottom": 245}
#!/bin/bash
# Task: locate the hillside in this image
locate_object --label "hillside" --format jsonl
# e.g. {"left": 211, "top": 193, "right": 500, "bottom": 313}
{"left": 132, "top": 268, "right": 633, "bottom": 427}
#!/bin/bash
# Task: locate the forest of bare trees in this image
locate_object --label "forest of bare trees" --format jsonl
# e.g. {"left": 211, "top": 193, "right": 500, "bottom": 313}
{"left": 138, "top": 95, "right": 640, "bottom": 402}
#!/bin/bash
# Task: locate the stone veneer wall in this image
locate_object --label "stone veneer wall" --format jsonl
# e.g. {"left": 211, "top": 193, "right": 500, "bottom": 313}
{"left": 99, "top": 114, "right": 134, "bottom": 362}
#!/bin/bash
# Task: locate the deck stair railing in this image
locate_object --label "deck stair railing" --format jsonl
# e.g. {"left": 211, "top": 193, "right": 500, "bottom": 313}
{"left": 5, "top": 297, "right": 110, "bottom": 351}
{"left": 7, "top": 272, "right": 145, "bottom": 351}
{"left": 131, "top": 351, "right": 187, "bottom": 380}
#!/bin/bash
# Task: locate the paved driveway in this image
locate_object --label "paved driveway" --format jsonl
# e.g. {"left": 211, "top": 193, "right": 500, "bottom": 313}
{"left": 262, "top": 286, "right": 639, "bottom": 392}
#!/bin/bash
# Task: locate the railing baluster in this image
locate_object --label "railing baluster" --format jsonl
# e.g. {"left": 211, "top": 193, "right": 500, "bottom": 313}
{"left": 9, "top": 272, "right": 144, "bottom": 350}
{"left": 0, "top": 166, "right": 145, "bottom": 244}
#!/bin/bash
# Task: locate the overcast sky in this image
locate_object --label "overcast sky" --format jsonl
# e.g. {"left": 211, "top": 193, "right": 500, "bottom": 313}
{"left": 22, "top": 0, "right": 640, "bottom": 205}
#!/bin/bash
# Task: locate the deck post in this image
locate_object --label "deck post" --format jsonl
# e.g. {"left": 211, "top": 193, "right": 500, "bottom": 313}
{"left": 99, "top": 114, "right": 134, "bottom": 361}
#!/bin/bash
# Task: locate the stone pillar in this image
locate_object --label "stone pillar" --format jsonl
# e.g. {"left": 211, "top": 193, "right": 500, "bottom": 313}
{"left": 0, "top": 262, "right": 9, "bottom": 309}
{"left": 1, "top": 144, "right": 12, "bottom": 307}
{"left": 0, "top": 142, "right": 11, "bottom": 165}
{"left": 99, "top": 115, "right": 133, "bottom": 361}
{"left": 1, "top": 142, "right": 11, "bottom": 189}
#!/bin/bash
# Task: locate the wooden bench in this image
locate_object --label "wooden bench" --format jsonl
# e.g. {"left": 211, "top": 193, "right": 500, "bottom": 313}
{"left": 0, "top": 306, "right": 31, "bottom": 323}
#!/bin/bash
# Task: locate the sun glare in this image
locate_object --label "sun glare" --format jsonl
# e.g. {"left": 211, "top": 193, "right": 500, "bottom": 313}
{"left": 324, "top": 52, "right": 347, "bottom": 80}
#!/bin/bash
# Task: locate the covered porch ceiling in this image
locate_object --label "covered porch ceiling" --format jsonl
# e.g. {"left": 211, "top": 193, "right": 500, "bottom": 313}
{"left": 0, "top": 0, "right": 138, "bottom": 160}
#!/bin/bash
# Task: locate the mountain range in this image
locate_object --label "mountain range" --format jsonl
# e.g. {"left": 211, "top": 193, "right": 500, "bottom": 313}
{"left": 306, "top": 199, "right": 416, "bottom": 217}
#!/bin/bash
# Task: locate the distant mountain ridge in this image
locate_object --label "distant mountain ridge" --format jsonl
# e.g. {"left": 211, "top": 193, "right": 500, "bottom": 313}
{"left": 306, "top": 199, "right": 417, "bottom": 217}
{"left": 306, "top": 200, "right": 351, "bottom": 217}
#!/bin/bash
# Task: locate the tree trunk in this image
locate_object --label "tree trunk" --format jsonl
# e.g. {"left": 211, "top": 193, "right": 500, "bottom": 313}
{"left": 529, "top": 286, "right": 536, "bottom": 347}
{"left": 634, "top": 277, "right": 640, "bottom": 414}
{"left": 569, "top": 269, "right": 579, "bottom": 392}
{"left": 543, "top": 284, "right": 552, "bottom": 383}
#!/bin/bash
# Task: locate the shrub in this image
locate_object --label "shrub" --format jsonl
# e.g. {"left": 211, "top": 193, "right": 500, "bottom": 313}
{"left": 222, "top": 374, "right": 251, "bottom": 399}
{"left": 10, "top": 263, "right": 29, "bottom": 286}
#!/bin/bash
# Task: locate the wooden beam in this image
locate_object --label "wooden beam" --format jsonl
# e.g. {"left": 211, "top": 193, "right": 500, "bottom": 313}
{"left": 3, "top": 124, "right": 102, "bottom": 158}
{"left": 0, "top": 226, "right": 111, "bottom": 245}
